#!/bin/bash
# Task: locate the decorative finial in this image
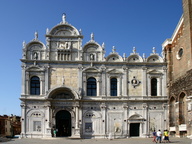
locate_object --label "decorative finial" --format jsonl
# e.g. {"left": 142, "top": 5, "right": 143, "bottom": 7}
{"left": 152, "top": 47, "right": 156, "bottom": 54}
{"left": 91, "top": 33, "right": 94, "bottom": 41}
{"left": 46, "top": 28, "right": 49, "bottom": 34}
{"left": 22, "top": 41, "right": 26, "bottom": 48}
{"left": 62, "top": 13, "right": 66, "bottom": 23}
{"left": 102, "top": 42, "right": 105, "bottom": 48}
{"left": 34, "top": 31, "right": 38, "bottom": 40}
{"left": 112, "top": 46, "right": 116, "bottom": 53}
{"left": 133, "top": 47, "right": 136, "bottom": 53}
{"left": 143, "top": 53, "right": 146, "bottom": 59}
{"left": 79, "top": 29, "right": 82, "bottom": 35}
{"left": 123, "top": 53, "right": 126, "bottom": 58}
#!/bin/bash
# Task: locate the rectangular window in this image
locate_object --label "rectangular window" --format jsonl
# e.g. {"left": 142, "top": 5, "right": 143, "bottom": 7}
{"left": 33, "top": 121, "right": 41, "bottom": 132}
{"left": 85, "top": 123, "right": 92, "bottom": 132}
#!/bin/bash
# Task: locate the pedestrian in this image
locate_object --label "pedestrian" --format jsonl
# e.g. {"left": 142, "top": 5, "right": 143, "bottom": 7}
{"left": 164, "top": 129, "right": 171, "bottom": 143}
{"left": 53, "top": 129, "right": 56, "bottom": 137}
{"left": 152, "top": 130, "right": 157, "bottom": 143}
{"left": 156, "top": 129, "right": 162, "bottom": 143}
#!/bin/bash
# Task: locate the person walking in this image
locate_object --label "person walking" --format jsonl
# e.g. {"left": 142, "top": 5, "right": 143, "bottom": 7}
{"left": 164, "top": 129, "right": 171, "bottom": 143}
{"left": 152, "top": 130, "right": 157, "bottom": 143}
{"left": 156, "top": 129, "right": 162, "bottom": 143}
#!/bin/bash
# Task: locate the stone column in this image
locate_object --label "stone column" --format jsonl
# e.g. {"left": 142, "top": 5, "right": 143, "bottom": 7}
{"left": 100, "top": 103, "right": 106, "bottom": 136}
{"left": 72, "top": 102, "right": 80, "bottom": 138}
{"left": 123, "top": 103, "right": 128, "bottom": 137}
{"left": 45, "top": 65, "right": 50, "bottom": 93}
{"left": 97, "top": 73, "right": 102, "bottom": 96}
{"left": 159, "top": 76, "right": 163, "bottom": 96}
{"left": 26, "top": 72, "right": 29, "bottom": 95}
{"left": 78, "top": 65, "right": 83, "bottom": 97}
{"left": 20, "top": 102, "right": 26, "bottom": 138}
{"left": 148, "top": 75, "right": 151, "bottom": 96}
{"left": 45, "top": 102, "right": 52, "bottom": 137}
{"left": 118, "top": 76, "right": 122, "bottom": 96}
{"left": 142, "top": 103, "right": 148, "bottom": 137}
{"left": 82, "top": 73, "right": 86, "bottom": 96}
{"left": 78, "top": 38, "right": 83, "bottom": 60}
{"left": 107, "top": 74, "right": 110, "bottom": 96}
{"left": 127, "top": 105, "right": 130, "bottom": 137}
{"left": 75, "top": 106, "right": 79, "bottom": 129}
{"left": 21, "top": 65, "right": 26, "bottom": 95}
{"left": 163, "top": 104, "right": 168, "bottom": 130}
{"left": 40, "top": 80, "right": 43, "bottom": 95}
{"left": 122, "top": 67, "right": 128, "bottom": 96}
{"left": 45, "top": 38, "right": 50, "bottom": 60}
{"left": 142, "top": 66, "right": 147, "bottom": 96}
{"left": 101, "top": 65, "right": 106, "bottom": 96}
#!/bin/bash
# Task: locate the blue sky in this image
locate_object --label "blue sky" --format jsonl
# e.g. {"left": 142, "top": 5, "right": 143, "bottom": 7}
{"left": 0, "top": 0, "right": 182, "bottom": 116}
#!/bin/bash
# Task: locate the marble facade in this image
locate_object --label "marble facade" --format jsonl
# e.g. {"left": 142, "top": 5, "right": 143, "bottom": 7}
{"left": 20, "top": 15, "right": 168, "bottom": 138}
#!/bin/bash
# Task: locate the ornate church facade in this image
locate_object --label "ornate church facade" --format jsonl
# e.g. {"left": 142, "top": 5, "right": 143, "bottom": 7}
{"left": 20, "top": 14, "right": 168, "bottom": 138}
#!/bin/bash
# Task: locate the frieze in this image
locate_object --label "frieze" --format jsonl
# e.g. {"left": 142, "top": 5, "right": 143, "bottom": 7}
{"left": 26, "top": 101, "right": 45, "bottom": 105}
{"left": 52, "top": 102, "right": 74, "bottom": 106}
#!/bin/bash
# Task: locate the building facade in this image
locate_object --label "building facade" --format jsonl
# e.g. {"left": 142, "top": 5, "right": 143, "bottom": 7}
{"left": 0, "top": 115, "right": 21, "bottom": 137}
{"left": 20, "top": 14, "right": 168, "bottom": 138}
{"left": 162, "top": 0, "right": 192, "bottom": 138}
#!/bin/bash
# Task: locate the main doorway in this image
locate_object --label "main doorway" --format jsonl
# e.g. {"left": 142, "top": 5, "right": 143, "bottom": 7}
{"left": 130, "top": 123, "right": 140, "bottom": 137}
{"left": 56, "top": 110, "right": 71, "bottom": 137}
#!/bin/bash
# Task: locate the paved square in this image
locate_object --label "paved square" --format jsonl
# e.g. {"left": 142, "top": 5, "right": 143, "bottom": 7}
{"left": 1, "top": 138, "right": 192, "bottom": 144}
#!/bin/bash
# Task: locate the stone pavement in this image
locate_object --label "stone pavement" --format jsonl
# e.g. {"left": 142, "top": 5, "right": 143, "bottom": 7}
{"left": 1, "top": 137, "right": 192, "bottom": 144}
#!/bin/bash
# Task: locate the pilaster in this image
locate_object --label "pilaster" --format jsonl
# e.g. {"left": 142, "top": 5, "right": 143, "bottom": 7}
{"left": 142, "top": 66, "right": 147, "bottom": 96}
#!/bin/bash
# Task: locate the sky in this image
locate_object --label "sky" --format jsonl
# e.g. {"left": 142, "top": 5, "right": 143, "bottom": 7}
{"left": 0, "top": 0, "right": 182, "bottom": 116}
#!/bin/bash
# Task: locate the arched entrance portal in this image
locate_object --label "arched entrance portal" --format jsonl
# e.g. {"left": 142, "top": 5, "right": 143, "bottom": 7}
{"left": 56, "top": 110, "right": 71, "bottom": 137}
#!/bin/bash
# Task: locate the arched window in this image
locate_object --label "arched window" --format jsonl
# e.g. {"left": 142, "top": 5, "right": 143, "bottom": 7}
{"left": 87, "top": 77, "right": 96, "bottom": 96}
{"left": 111, "top": 78, "right": 117, "bottom": 96}
{"left": 30, "top": 76, "right": 40, "bottom": 95}
{"left": 170, "top": 97, "right": 176, "bottom": 126}
{"left": 179, "top": 93, "right": 186, "bottom": 124}
{"left": 151, "top": 78, "right": 157, "bottom": 96}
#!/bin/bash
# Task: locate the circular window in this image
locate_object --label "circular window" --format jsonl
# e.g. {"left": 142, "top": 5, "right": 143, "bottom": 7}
{"left": 176, "top": 48, "right": 183, "bottom": 60}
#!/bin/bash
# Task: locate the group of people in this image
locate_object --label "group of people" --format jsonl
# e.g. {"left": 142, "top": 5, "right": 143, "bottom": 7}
{"left": 152, "top": 129, "right": 170, "bottom": 143}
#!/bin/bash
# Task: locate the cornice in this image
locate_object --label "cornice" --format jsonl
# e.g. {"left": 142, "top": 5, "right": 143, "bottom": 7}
{"left": 20, "top": 59, "right": 167, "bottom": 66}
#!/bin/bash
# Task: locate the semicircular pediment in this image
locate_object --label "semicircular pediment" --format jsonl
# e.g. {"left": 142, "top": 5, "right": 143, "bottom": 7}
{"left": 26, "top": 41, "right": 45, "bottom": 51}
{"left": 49, "top": 24, "right": 80, "bottom": 36}
{"left": 83, "top": 41, "right": 102, "bottom": 52}
{"left": 48, "top": 87, "right": 75, "bottom": 100}
{"left": 83, "top": 67, "right": 100, "bottom": 73}
{"left": 106, "top": 53, "right": 123, "bottom": 62}
{"left": 129, "top": 114, "right": 144, "bottom": 120}
{"left": 26, "top": 65, "right": 45, "bottom": 72}
{"left": 146, "top": 54, "right": 163, "bottom": 63}
{"left": 127, "top": 54, "right": 143, "bottom": 62}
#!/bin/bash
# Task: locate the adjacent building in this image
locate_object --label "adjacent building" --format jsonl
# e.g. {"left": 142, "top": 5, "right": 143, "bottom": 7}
{"left": 0, "top": 115, "right": 21, "bottom": 137}
{"left": 20, "top": 14, "right": 168, "bottom": 138}
{"left": 162, "top": 0, "right": 192, "bottom": 138}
